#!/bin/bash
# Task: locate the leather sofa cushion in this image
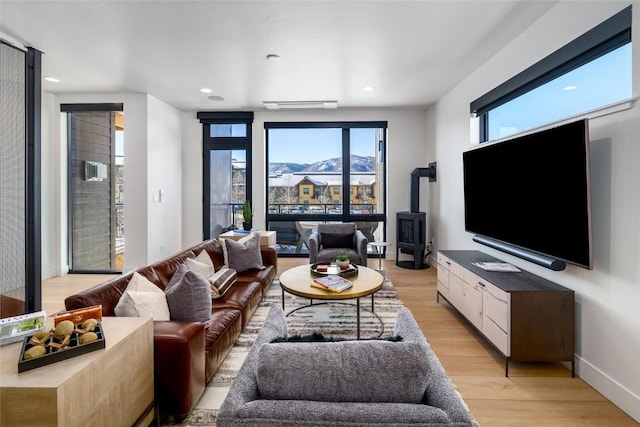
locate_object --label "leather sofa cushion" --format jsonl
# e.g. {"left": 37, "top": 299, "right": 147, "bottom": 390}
{"left": 256, "top": 340, "right": 430, "bottom": 403}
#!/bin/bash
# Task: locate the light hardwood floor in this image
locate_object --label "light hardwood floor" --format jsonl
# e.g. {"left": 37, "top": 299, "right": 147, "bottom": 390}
{"left": 43, "top": 257, "right": 638, "bottom": 426}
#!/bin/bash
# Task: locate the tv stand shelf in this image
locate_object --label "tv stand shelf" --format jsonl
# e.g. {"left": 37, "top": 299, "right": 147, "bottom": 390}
{"left": 437, "top": 250, "right": 575, "bottom": 376}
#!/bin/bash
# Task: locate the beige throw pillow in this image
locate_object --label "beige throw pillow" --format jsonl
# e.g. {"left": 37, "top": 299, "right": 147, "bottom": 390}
{"left": 114, "top": 272, "right": 170, "bottom": 320}
{"left": 185, "top": 250, "right": 216, "bottom": 279}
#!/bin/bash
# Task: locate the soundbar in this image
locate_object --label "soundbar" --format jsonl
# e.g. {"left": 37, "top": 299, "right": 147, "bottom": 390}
{"left": 473, "top": 235, "right": 566, "bottom": 271}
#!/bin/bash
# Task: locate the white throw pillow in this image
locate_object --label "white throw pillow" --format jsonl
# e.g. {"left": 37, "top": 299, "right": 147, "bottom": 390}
{"left": 114, "top": 272, "right": 170, "bottom": 320}
{"left": 185, "top": 249, "right": 216, "bottom": 279}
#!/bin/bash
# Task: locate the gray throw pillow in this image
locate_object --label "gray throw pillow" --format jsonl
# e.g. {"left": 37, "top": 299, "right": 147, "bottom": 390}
{"left": 165, "top": 264, "right": 212, "bottom": 323}
{"left": 256, "top": 340, "right": 430, "bottom": 403}
{"left": 321, "top": 232, "right": 354, "bottom": 248}
{"left": 224, "top": 233, "right": 264, "bottom": 272}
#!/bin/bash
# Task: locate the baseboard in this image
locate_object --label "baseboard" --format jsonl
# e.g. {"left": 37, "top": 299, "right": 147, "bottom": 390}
{"left": 576, "top": 355, "right": 640, "bottom": 423}
{"left": 42, "top": 265, "right": 67, "bottom": 280}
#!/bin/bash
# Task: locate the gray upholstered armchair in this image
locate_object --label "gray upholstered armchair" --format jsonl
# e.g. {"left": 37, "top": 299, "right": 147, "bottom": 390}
{"left": 309, "top": 223, "right": 368, "bottom": 266}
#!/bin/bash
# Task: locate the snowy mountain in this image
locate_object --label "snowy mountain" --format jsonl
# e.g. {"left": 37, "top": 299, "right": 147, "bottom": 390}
{"left": 269, "top": 155, "right": 374, "bottom": 174}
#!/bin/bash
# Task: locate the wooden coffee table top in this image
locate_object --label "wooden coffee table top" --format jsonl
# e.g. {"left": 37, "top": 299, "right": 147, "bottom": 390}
{"left": 279, "top": 264, "right": 384, "bottom": 300}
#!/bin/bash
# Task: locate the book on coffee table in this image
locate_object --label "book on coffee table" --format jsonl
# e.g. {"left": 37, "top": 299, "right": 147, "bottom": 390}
{"left": 311, "top": 275, "right": 353, "bottom": 293}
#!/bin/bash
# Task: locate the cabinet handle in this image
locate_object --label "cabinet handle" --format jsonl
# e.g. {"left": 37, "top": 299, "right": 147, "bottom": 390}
{"left": 446, "top": 261, "right": 451, "bottom": 265}
{"left": 478, "top": 281, "right": 485, "bottom": 287}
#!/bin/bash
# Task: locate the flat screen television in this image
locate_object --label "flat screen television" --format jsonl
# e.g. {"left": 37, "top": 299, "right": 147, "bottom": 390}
{"left": 463, "top": 119, "right": 592, "bottom": 270}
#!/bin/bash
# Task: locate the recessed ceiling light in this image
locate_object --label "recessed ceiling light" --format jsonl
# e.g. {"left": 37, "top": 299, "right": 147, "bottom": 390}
{"left": 266, "top": 54, "right": 280, "bottom": 61}
{"left": 44, "top": 76, "right": 60, "bottom": 83}
{"left": 362, "top": 86, "right": 375, "bottom": 92}
{"left": 563, "top": 85, "right": 577, "bottom": 91}
{"left": 200, "top": 88, "right": 212, "bottom": 93}
{"left": 208, "top": 95, "right": 224, "bottom": 102}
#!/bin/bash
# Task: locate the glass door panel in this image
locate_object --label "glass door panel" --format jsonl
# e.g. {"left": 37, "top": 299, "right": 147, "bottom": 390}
{"left": 349, "top": 127, "right": 384, "bottom": 216}
{"left": 209, "top": 149, "right": 246, "bottom": 236}
{"left": 68, "top": 110, "right": 123, "bottom": 272}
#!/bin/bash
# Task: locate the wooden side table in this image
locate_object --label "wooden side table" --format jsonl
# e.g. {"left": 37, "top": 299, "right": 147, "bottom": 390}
{"left": 0, "top": 317, "right": 155, "bottom": 427}
{"left": 219, "top": 230, "right": 276, "bottom": 247}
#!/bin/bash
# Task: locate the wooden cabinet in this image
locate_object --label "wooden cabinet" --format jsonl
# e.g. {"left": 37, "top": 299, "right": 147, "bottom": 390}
{"left": 437, "top": 250, "right": 575, "bottom": 376}
{"left": 0, "top": 317, "right": 155, "bottom": 426}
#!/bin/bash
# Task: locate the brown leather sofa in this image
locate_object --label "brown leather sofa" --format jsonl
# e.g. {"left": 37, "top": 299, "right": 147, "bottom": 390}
{"left": 64, "top": 238, "right": 277, "bottom": 418}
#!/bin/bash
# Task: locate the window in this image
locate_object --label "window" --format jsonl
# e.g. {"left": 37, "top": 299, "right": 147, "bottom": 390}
{"left": 197, "top": 112, "right": 254, "bottom": 238}
{"left": 265, "top": 122, "right": 387, "bottom": 256}
{"left": 471, "top": 6, "right": 632, "bottom": 142}
{"left": 210, "top": 123, "right": 247, "bottom": 138}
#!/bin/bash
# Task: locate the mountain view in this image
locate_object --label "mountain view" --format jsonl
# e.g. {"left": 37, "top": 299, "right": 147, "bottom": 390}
{"left": 269, "top": 154, "right": 374, "bottom": 174}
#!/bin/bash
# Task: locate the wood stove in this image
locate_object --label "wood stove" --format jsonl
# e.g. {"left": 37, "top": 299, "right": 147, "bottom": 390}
{"left": 395, "top": 164, "right": 436, "bottom": 269}
{"left": 396, "top": 211, "right": 427, "bottom": 269}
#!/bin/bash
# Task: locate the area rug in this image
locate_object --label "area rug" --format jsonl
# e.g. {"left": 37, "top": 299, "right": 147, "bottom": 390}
{"left": 163, "top": 278, "right": 404, "bottom": 426}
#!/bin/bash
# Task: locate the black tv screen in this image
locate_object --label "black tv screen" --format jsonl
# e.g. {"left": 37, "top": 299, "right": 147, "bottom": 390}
{"left": 463, "top": 119, "right": 592, "bottom": 269}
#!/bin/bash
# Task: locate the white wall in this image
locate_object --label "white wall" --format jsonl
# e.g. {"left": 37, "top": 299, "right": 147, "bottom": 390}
{"left": 426, "top": 2, "right": 640, "bottom": 422}
{"left": 180, "top": 109, "right": 430, "bottom": 256}
{"left": 41, "top": 92, "right": 184, "bottom": 277}
{"left": 146, "top": 96, "right": 184, "bottom": 262}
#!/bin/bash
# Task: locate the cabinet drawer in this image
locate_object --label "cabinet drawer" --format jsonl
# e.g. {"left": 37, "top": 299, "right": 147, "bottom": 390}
{"left": 483, "top": 285, "right": 509, "bottom": 333}
{"left": 449, "top": 261, "right": 465, "bottom": 279}
{"left": 483, "top": 315, "right": 510, "bottom": 356}
{"left": 437, "top": 252, "right": 451, "bottom": 268}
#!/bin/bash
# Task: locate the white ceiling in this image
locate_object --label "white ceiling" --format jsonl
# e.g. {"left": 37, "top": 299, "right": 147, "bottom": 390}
{"left": 0, "top": 1, "right": 557, "bottom": 112}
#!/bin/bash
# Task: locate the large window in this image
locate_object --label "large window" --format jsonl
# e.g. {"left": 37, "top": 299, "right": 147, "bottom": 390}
{"left": 266, "top": 122, "right": 386, "bottom": 256}
{"left": 471, "top": 6, "right": 632, "bottom": 142}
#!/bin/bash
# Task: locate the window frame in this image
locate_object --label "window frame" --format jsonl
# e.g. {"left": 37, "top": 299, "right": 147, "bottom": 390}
{"left": 471, "top": 5, "right": 632, "bottom": 143}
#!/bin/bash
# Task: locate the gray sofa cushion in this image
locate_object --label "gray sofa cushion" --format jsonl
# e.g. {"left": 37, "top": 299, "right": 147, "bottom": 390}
{"left": 256, "top": 340, "right": 430, "bottom": 403}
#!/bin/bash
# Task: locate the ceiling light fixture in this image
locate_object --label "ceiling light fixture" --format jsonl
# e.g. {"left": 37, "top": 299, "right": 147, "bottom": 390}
{"left": 362, "top": 86, "right": 375, "bottom": 92}
{"left": 563, "top": 85, "right": 577, "bottom": 91}
{"left": 263, "top": 100, "right": 338, "bottom": 110}
{"left": 44, "top": 76, "right": 60, "bottom": 83}
{"left": 200, "top": 88, "right": 212, "bottom": 93}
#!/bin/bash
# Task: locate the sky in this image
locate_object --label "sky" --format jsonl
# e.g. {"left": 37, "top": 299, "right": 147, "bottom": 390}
{"left": 268, "top": 127, "right": 378, "bottom": 164}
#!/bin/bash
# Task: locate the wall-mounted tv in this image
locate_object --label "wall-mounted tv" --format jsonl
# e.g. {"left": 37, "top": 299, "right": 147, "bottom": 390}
{"left": 463, "top": 119, "right": 592, "bottom": 270}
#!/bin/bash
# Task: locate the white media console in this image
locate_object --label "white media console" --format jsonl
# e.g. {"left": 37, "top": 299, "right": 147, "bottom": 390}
{"left": 437, "top": 250, "right": 575, "bottom": 376}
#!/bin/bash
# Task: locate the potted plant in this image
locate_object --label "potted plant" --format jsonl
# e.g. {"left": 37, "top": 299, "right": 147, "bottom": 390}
{"left": 242, "top": 200, "right": 253, "bottom": 231}
{"left": 336, "top": 253, "right": 350, "bottom": 270}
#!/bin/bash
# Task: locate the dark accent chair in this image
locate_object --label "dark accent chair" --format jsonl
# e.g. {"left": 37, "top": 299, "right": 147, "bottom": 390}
{"left": 309, "top": 223, "right": 368, "bottom": 266}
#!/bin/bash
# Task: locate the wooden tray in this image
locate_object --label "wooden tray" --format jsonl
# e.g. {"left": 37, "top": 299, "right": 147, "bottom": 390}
{"left": 310, "top": 261, "right": 358, "bottom": 277}
{"left": 18, "top": 322, "right": 106, "bottom": 373}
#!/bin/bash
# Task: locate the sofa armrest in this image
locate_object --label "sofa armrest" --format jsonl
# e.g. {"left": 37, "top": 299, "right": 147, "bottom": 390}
{"left": 153, "top": 321, "right": 206, "bottom": 417}
{"left": 394, "top": 307, "right": 429, "bottom": 345}
{"left": 308, "top": 231, "right": 319, "bottom": 263}
{"left": 355, "top": 230, "right": 369, "bottom": 266}
{"left": 259, "top": 246, "right": 277, "bottom": 270}
{"left": 218, "top": 306, "right": 287, "bottom": 420}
